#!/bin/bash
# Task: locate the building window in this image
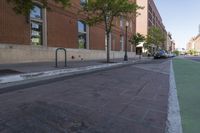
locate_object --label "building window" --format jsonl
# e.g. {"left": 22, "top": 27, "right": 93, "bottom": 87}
{"left": 120, "top": 35, "right": 124, "bottom": 51}
{"left": 112, "top": 33, "right": 116, "bottom": 51}
{"left": 148, "top": 12, "right": 152, "bottom": 21}
{"left": 30, "top": 5, "right": 42, "bottom": 19}
{"left": 130, "top": 21, "right": 133, "bottom": 33}
{"left": 80, "top": 0, "right": 87, "bottom": 6}
{"left": 148, "top": 4, "right": 152, "bottom": 13}
{"left": 148, "top": 20, "right": 152, "bottom": 27}
{"left": 120, "top": 16, "right": 124, "bottom": 28}
{"left": 31, "top": 22, "right": 43, "bottom": 46}
{"left": 78, "top": 21, "right": 88, "bottom": 49}
{"left": 30, "top": 5, "right": 43, "bottom": 46}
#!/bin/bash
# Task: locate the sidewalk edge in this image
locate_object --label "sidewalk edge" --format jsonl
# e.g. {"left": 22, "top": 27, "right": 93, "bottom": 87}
{"left": 165, "top": 60, "right": 183, "bottom": 133}
{"left": 0, "top": 61, "right": 136, "bottom": 93}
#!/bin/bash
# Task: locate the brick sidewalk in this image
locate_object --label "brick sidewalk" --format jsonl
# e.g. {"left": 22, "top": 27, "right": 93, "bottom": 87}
{"left": 0, "top": 57, "right": 153, "bottom": 76}
{"left": 0, "top": 58, "right": 141, "bottom": 76}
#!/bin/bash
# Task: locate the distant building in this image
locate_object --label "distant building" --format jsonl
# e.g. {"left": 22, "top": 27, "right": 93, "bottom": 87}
{"left": 186, "top": 35, "right": 200, "bottom": 52}
{"left": 166, "top": 33, "right": 176, "bottom": 52}
{"left": 136, "top": 0, "right": 167, "bottom": 54}
{"left": 186, "top": 37, "right": 195, "bottom": 50}
{"left": 199, "top": 24, "right": 200, "bottom": 35}
{"left": 166, "top": 33, "right": 172, "bottom": 51}
{"left": 186, "top": 25, "right": 200, "bottom": 52}
{"left": 171, "top": 40, "right": 176, "bottom": 52}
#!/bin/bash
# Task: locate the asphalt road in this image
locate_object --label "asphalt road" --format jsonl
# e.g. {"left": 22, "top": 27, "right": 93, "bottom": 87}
{"left": 182, "top": 56, "right": 200, "bottom": 62}
{"left": 0, "top": 59, "right": 170, "bottom": 133}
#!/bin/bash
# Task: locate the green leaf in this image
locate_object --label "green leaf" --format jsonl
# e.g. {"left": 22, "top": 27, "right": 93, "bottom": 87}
{"left": 129, "top": 33, "right": 146, "bottom": 46}
{"left": 7, "top": 0, "right": 70, "bottom": 16}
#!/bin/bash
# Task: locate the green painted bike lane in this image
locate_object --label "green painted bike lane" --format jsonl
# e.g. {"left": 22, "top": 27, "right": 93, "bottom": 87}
{"left": 173, "top": 58, "right": 200, "bottom": 133}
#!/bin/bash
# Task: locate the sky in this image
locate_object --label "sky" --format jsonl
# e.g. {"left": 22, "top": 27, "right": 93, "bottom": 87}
{"left": 154, "top": 0, "right": 200, "bottom": 49}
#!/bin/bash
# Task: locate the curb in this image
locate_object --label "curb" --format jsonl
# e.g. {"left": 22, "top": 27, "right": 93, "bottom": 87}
{"left": 0, "top": 61, "right": 137, "bottom": 93}
{"left": 0, "top": 62, "right": 123, "bottom": 84}
{"left": 165, "top": 60, "right": 183, "bottom": 133}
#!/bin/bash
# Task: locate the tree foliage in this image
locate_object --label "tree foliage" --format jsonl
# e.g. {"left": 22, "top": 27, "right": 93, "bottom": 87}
{"left": 7, "top": 0, "right": 70, "bottom": 16}
{"left": 146, "top": 26, "right": 166, "bottom": 49}
{"left": 129, "top": 33, "right": 145, "bottom": 46}
{"left": 81, "top": 0, "right": 142, "bottom": 62}
{"left": 173, "top": 50, "right": 180, "bottom": 56}
{"left": 143, "top": 42, "right": 152, "bottom": 54}
{"left": 187, "top": 49, "right": 198, "bottom": 55}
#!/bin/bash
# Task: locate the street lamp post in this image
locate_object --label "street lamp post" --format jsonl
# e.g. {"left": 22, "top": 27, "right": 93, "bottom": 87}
{"left": 124, "top": 21, "right": 129, "bottom": 61}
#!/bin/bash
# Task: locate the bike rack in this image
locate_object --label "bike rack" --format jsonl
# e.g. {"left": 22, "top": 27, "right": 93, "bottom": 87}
{"left": 55, "top": 48, "right": 67, "bottom": 67}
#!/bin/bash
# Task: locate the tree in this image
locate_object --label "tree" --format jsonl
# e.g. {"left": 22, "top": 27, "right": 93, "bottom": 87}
{"left": 7, "top": 0, "right": 70, "bottom": 16}
{"left": 142, "top": 42, "right": 152, "bottom": 56}
{"left": 81, "top": 0, "right": 142, "bottom": 63}
{"left": 146, "top": 26, "right": 166, "bottom": 51}
{"left": 187, "top": 49, "right": 198, "bottom": 55}
{"left": 129, "top": 33, "right": 145, "bottom": 58}
{"left": 129, "top": 33, "right": 145, "bottom": 47}
{"left": 173, "top": 50, "right": 180, "bottom": 56}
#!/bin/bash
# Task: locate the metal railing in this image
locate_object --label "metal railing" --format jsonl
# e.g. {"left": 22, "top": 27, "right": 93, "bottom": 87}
{"left": 55, "top": 48, "right": 67, "bottom": 67}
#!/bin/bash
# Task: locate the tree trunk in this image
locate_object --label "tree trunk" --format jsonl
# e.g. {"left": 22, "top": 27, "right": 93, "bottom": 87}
{"left": 106, "top": 31, "right": 110, "bottom": 63}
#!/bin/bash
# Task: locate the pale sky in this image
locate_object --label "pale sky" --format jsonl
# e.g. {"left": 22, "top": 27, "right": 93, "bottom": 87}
{"left": 154, "top": 0, "right": 200, "bottom": 49}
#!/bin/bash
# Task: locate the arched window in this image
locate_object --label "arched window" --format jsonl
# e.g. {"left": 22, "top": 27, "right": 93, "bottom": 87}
{"left": 30, "top": 5, "right": 42, "bottom": 19}
{"left": 80, "top": 0, "right": 88, "bottom": 6}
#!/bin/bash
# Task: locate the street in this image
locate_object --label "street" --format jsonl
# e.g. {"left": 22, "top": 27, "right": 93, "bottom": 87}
{"left": 0, "top": 59, "right": 170, "bottom": 133}
{"left": 1, "top": 0, "right": 200, "bottom": 132}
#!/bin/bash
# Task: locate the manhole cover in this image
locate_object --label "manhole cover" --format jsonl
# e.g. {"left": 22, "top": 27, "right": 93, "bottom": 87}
{"left": 0, "top": 69, "right": 23, "bottom": 76}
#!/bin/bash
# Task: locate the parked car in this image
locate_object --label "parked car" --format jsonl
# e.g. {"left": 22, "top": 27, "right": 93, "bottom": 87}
{"left": 154, "top": 50, "right": 168, "bottom": 59}
{"left": 167, "top": 53, "right": 176, "bottom": 58}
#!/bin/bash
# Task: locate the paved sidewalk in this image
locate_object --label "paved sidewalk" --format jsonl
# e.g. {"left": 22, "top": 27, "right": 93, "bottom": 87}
{"left": 0, "top": 59, "right": 121, "bottom": 76}
{"left": 0, "top": 58, "right": 153, "bottom": 86}
{"left": 0, "top": 57, "right": 153, "bottom": 75}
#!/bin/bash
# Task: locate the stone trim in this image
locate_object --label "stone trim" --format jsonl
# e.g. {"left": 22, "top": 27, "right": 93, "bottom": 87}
{"left": 165, "top": 60, "right": 183, "bottom": 133}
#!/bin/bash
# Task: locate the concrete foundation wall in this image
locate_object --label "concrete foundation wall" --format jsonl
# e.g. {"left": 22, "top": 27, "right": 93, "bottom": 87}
{"left": 0, "top": 44, "right": 136, "bottom": 64}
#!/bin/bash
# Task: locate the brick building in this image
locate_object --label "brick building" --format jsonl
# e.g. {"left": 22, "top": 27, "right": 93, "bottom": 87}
{"left": 171, "top": 40, "right": 176, "bottom": 52}
{"left": 0, "top": 0, "right": 137, "bottom": 64}
{"left": 166, "top": 32, "right": 176, "bottom": 52}
{"left": 136, "top": 0, "right": 167, "bottom": 54}
{"left": 186, "top": 25, "right": 200, "bottom": 53}
{"left": 186, "top": 35, "right": 200, "bottom": 52}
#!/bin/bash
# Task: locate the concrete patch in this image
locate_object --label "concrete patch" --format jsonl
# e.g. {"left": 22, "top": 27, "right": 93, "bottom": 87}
{"left": 165, "top": 60, "right": 182, "bottom": 133}
{"left": 133, "top": 60, "right": 170, "bottom": 75}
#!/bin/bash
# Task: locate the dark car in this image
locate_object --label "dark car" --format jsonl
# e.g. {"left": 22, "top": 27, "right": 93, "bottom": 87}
{"left": 154, "top": 50, "right": 168, "bottom": 59}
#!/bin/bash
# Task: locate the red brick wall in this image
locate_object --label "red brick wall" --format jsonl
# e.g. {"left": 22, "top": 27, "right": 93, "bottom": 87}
{"left": 0, "top": 0, "right": 136, "bottom": 51}
{"left": 47, "top": 8, "right": 78, "bottom": 48}
{"left": 89, "top": 26, "right": 105, "bottom": 50}
{"left": 0, "top": 0, "right": 30, "bottom": 45}
{"left": 112, "top": 31, "right": 121, "bottom": 51}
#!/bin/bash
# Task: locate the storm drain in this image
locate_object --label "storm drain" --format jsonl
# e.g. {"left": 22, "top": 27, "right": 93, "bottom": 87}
{"left": 0, "top": 69, "right": 23, "bottom": 77}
